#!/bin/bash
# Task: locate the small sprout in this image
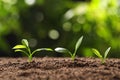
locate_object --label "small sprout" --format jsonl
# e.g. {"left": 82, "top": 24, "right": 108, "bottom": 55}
{"left": 55, "top": 36, "right": 83, "bottom": 61}
{"left": 92, "top": 47, "right": 111, "bottom": 64}
{"left": 13, "top": 39, "right": 53, "bottom": 62}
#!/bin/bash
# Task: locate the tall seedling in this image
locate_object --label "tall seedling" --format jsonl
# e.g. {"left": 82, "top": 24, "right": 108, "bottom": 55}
{"left": 55, "top": 36, "right": 83, "bottom": 61}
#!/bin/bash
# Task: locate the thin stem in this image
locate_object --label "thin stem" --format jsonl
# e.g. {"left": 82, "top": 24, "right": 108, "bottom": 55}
{"left": 27, "top": 47, "right": 32, "bottom": 62}
{"left": 28, "top": 54, "right": 32, "bottom": 62}
{"left": 72, "top": 49, "right": 77, "bottom": 61}
{"left": 16, "top": 49, "right": 29, "bottom": 57}
{"left": 71, "top": 56, "right": 75, "bottom": 61}
{"left": 28, "top": 47, "right": 32, "bottom": 55}
{"left": 101, "top": 58, "right": 105, "bottom": 64}
{"left": 31, "top": 49, "right": 41, "bottom": 56}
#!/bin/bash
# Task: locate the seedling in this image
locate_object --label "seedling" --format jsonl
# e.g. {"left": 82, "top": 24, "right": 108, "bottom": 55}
{"left": 55, "top": 36, "right": 83, "bottom": 61}
{"left": 13, "top": 39, "right": 53, "bottom": 62}
{"left": 92, "top": 47, "right": 111, "bottom": 64}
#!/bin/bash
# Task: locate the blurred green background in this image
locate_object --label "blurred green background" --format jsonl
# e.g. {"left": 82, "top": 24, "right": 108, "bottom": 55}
{"left": 0, "top": 0, "right": 120, "bottom": 58}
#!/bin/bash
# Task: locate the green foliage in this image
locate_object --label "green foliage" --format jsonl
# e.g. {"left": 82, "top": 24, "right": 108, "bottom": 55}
{"left": 13, "top": 39, "right": 53, "bottom": 62}
{"left": 62, "top": 0, "right": 120, "bottom": 57}
{"left": 92, "top": 47, "right": 111, "bottom": 64}
{"left": 55, "top": 36, "right": 83, "bottom": 60}
{"left": 0, "top": 0, "right": 120, "bottom": 58}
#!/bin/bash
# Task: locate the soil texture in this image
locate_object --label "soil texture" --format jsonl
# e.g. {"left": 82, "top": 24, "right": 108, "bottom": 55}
{"left": 0, "top": 57, "right": 120, "bottom": 80}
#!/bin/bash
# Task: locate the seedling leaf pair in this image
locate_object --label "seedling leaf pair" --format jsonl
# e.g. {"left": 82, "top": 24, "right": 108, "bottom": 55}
{"left": 92, "top": 47, "right": 111, "bottom": 64}
{"left": 55, "top": 36, "right": 83, "bottom": 61}
{"left": 13, "top": 39, "right": 53, "bottom": 62}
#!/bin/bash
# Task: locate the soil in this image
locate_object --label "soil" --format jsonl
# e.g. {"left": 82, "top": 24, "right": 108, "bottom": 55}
{"left": 0, "top": 57, "right": 120, "bottom": 80}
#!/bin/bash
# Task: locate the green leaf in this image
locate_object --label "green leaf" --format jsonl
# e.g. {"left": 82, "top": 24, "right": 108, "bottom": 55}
{"left": 75, "top": 36, "right": 83, "bottom": 52}
{"left": 55, "top": 47, "right": 72, "bottom": 56}
{"left": 92, "top": 48, "right": 102, "bottom": 58}
{"left": 32, "top": 48, "right": 53, "bottom": 55}
{"left": 14, "top": 49, "right": 29, "bottom": 57}
{"left": 55, "top": 47, "right": 69, "bottom": 53}
{"left": 104, "top": 47, "right": 111, "bottom": 59}
{"left": 22, "top": 39, "right": 29, "bottom": 47}
{"left": 13, "top": 45, "right": 26, "bottom": 49}
{"left": 39, "top": 48, "right": 53, "bottom": 51}
{"left": 15, "top": 49, "right": 24, "bottom": 52}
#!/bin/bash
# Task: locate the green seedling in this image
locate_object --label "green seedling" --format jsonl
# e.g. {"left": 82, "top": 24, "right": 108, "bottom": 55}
{"left": 92, "top": 47, "right": 111, "bottom": 64}
{"left": 55, "top": 36, "right": 83, "bottom": 61}
{"left": 13, "top": 39, "right": 53, "bottom": 62}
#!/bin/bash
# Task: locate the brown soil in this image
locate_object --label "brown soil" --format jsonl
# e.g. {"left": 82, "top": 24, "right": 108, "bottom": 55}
{"left": 0, "top": 57, "right": 120, "bottom": 80}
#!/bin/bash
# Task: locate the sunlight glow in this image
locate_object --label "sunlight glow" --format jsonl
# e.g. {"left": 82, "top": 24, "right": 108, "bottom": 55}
{"left": 2, "top": 0, "right": 17, "bottom": 5}
{"left": 64, "top": 10, "right": 74, "bottom": 20}
{"left": 25, "top": 0, "right": 36, "bottom": 6}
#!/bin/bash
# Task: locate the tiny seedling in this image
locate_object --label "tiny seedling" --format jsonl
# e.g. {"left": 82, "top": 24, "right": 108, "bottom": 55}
{"left": 13, "top": 39, "right": 53, "bottom": 62}
{"left": 92, "top": 47, "right": 111, "bottom": 64}
{"left": 55, "top": 36, "right": 83, "bottom": 61}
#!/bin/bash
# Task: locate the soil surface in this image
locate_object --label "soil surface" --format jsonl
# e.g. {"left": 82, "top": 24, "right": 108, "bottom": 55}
{"left": 0, "top": 57, "right": 120, "bottom": 80}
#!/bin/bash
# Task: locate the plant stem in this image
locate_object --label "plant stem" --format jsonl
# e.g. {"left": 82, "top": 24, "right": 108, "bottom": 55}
{"left": 71, "top": 50, "right": 77, "bottom": 61}
{"left": 27, "top": 46, "right": 32, "bottom": 62}
{"left": 102, "top": 58, "right": 105, "bottom": 64}
{"left": 28, "top": 54, "right": 32, "bottom": 62}
{"left": 71, "top": 55, "right": 75, "bottom": 61}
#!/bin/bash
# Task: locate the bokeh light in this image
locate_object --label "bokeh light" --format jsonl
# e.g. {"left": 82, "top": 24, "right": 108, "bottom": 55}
{"left": 48, "top": 29, "right": 59, "bottom": 40}
{"left": 24, "top": 0, "right": 36, "bottom": 6}
{"left": 62, "top": 22, "right": 72, "bottom": 31}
